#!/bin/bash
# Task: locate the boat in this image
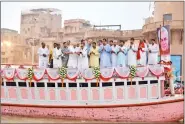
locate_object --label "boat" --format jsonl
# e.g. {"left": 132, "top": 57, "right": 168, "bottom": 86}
{"left": 0, "top": 64, "right": 184, "bottom": 122}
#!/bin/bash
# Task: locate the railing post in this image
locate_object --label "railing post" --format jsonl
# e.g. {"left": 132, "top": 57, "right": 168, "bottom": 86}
{"left": 112, "top": 81, "right": 116, "bottom": 101}
{"left": 34, "top": 82, "right": 38, "bottom": 100}
{"left": 77, "top": 82, "right": 80, "bottom": 103}
{"left": 124, "top": 81, "right": 128, "bottom": 100}
{"left": 158, "top": 79, "right": 161, "bottom": 99}
{"left": 15, "top": 80, "right": 21, "bottom": 101}
{"left": 3, "top": 80, "right": 7, "bottom": 99}
{"left": 66, "top": 80, "right": 69, "bottom": 101}
{"left": 99, "top": 81, "right": 103, "bottom": 102}
{"left": 136, "top": 80, "right": 139, "bottom": 99}
{"left": 55, "top": 81, "right": 59, "bottom": 101}
{"left": 147, "top": 80, "right": 151, "bottom": 99}
{"left": 44, "top": 82, "right": 48, "bottom": 101}
{"left": 26, "top": 81, "right": 31, "bottom": 100}
{"left": 88, "top": 81, "right": 91, "bottom": 101}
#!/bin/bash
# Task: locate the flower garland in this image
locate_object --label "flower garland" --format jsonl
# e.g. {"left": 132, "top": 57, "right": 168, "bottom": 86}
{"left": 93, "top": 67, "right": 101, "bottom": 86}
{"left": 27, "top": 68, "right": 34, "bottom": 87}
{"left": 59, "top": 66, "right": 67, "bottom": 87}
{"left": 129, "top": 66, "right": 137, "bottom": 85}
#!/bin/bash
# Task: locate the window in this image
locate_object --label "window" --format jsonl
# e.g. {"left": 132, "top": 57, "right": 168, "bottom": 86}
{"left": 2, "top": 58, "right": 6, "bottom": 63}
{"left": 163, "top": 14, "right": 172, "bottom": 21}
{"left": 1, "top": 52, "right": 5, "bottom": 55}
{"left": 41, "top": 27, "right": 45, "bottom": 33}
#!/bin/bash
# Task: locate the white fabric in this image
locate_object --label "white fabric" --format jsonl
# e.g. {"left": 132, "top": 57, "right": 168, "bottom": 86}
{"left": 77, "top": 47, "right": 89, "bottom": 70}
{"left": 67, "top": 46, "right": 78, "bottom": 68}
{"left": 138, "top": 43, "right": 148, "bottom": 66}
{"left": 127, "top": 44, "right": 138, "bottom": 66}
{"left": 37, "top": 47, "right": 49, "bottom": 68}
{"left": 148, "top": 44, "right": 159, "bottom": 65}
{"left": 53, "top": 48, "right": 62, "bottom": 68}
{"left": 111, "top": 45, "right": 119, "bottom": 67}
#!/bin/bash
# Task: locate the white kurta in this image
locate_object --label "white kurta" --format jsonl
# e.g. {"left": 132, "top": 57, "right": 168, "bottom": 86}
{"left": 117, "top": 46, "right": 127, "bottom": 67}
{"left": 77, "top": 47, "right": 89, "bottom": 70}
{"left": 138, "top": 43, "right": 148, "bottom": 66}
{"left": 53, "top": 48, "right": 62, "bottom": 68}
{"left": 148, "top": 44, "right": 159, "bottom": 65}
{"left": 37, "top": 47, "right": 49, "bottom": 68}
{"left": 67, "top": 46, "right": 78, "bottom": 68}
{"left": 76, "top": 47, "right": 81, "bottom": 68}
{"left": 111, "top": 45, "right": 119, "bottom": 67}
{"left": 127, "top": 44, "right": 138, "bottom": 66}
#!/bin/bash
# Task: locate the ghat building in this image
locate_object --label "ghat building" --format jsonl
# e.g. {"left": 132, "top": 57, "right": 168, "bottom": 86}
{"left": 1, "top": 2, "right": 184, "bottom": 80}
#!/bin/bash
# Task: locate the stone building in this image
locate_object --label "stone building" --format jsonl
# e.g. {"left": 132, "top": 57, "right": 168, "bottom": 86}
{"left": 1, "top": 28, "right": 31, "bottom": 64}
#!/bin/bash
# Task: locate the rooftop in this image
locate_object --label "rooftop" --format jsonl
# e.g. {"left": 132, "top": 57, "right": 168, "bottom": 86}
{"left": 21, "top": 8, "right": 61, "bottom": 15}
{"left": 1, "top": 28, "right": 18, "bottom": 34}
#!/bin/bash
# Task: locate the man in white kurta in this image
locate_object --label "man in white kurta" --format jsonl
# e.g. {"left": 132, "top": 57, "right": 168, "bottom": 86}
{"left": 127, "top": 38, "right": 138, "bottom": 66}
{"left": 37, "top": 42, "right": 49, "bottom": 68}
{"left": 77, "top": 43, "right": 89, "bottom": 70}
{"left": 148, "top": 39, "right": 159, "bottom": 65}
{"left": 53, "top": 44, "right": 62, "bottom": 68}
{"left": 76, "top": 43, "right": 81, "bottom": 68}
{"left": 117, "top": 40, "right": 127, "bottom": 67}
{"left": 111, "top": 40, "right": 119, "bottom": 67}
{"left": 67, "top": 44, "right": 78, "bottom": 68}
{"left": 137, "top": 40, "right": 148, "bottom": 66}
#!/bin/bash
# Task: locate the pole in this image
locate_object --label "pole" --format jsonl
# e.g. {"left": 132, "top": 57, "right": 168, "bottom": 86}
{"left": 32, "top": 45, "right": 34, "bottom": 65}
{"left": 159, "top": 25, "right": 162, "bottom": 62}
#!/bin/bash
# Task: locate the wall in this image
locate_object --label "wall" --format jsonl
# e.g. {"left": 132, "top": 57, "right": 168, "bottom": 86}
{"left": 154, "top": 2, "right": 184, "bottom": 22}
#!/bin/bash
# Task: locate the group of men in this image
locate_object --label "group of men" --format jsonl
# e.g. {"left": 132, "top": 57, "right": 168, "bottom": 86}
{"left": 37, "top": 38, "right": 159, "bottom": 69}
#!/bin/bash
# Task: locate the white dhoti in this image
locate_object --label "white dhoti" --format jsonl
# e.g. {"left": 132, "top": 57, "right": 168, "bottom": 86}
{"left": 37, "top": 47, "right": 49, "bottom": 68}
{"left": 39, "top": 59, "right": 48, "bottom": 68}
{"left": 53, "top": 48, "right": 62, "bottom": 68}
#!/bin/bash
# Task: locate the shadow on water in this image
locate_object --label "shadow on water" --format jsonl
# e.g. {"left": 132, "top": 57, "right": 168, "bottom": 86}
{"left": 1, "top": 115, "right": 184, "bottom": 124}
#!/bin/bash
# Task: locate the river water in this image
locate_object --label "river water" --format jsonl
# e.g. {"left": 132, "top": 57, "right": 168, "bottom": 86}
{"left": 1, "top": 115, "right": 184, "bottom": 123}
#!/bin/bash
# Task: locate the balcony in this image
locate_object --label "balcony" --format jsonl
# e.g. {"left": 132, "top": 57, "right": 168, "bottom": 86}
{"left": 142, "top": 20, "right": 184, "bottom": 34}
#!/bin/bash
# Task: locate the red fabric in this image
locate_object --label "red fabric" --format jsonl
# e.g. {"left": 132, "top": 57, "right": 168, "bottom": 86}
{"left": 137, "top": 42, "right": 145, "bottom": 60}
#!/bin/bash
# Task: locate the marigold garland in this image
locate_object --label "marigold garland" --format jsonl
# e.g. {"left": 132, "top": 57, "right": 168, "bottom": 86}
{"left": 59, "top": 66, "right": 67, "bottom": 87}
{"left": 27, "top": 67, "right": 34, "bottom": 87}
{"left": 93, "top": 67, "right": 101, "bottom": 86}
{"left": 129, "top": 66, "right": 137, "bottom": 85}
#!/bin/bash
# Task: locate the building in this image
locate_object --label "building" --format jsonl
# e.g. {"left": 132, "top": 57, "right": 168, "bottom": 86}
{"left": 20, "top": 8, "right": 62, "bottom": 64}
{"left": 1, "top": 28, "right": 31, "bottom": 64}
{"left": 63, "top": 19, "right": 91, "bottom": 42}
{"left": 142, "top": 1, "right": 184, "bottom": 81}
{"left": 20, "top": 8, "right": 62, "bottom": 39}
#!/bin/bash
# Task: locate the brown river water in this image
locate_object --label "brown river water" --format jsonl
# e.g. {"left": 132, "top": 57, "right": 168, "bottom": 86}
{"left": 1, "top": 115, "right": 184, "bottom": 123}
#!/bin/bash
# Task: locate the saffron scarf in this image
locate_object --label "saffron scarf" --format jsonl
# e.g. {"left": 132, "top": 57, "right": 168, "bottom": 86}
{"left": 137, "top": 42, "right": 145, "bottom": 60}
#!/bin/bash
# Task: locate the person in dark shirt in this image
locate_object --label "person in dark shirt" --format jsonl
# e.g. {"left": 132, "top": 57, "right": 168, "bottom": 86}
{"left": 61, "top": 42, "right": 70, "bottom": 67}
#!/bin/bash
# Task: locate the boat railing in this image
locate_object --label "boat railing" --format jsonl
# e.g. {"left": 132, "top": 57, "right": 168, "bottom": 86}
{"left": 1, "top": 64, "right": 166, "bottom": 106}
